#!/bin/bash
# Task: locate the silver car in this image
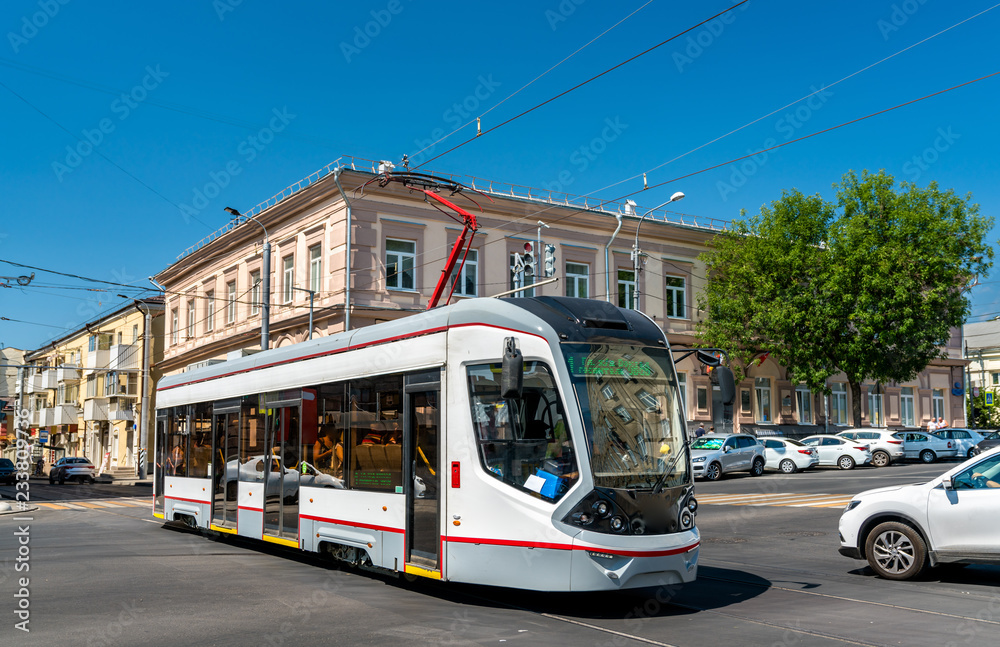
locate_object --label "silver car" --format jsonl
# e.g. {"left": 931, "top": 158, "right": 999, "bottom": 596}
{"left": 892, "top": 431, "right": 958, "bottom": 463}
{"left": 933, "top": 428, "right": 986, "bottom": 459}
{"left": 690, "top": 433, "right": 766, "bottom": 481}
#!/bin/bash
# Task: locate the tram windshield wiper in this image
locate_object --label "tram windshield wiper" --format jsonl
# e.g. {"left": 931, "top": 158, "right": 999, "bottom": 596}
{"left": 652, "top": 443, "right": 689, "bottom": 494}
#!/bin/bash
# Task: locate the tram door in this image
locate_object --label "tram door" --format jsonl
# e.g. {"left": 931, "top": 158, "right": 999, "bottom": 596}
{"left": 212, "top": 399, "right": 241, "bottom": 527}
{"left": 405, "top": 370, "right": 441, "bottom": 571}
{"left": 263, "top": 392, "right": 303, "bottom": 541}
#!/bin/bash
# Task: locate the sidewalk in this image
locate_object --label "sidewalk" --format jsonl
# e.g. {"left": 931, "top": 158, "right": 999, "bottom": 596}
{"left": 27, "top": 473, "right": 153, "bottom": 487}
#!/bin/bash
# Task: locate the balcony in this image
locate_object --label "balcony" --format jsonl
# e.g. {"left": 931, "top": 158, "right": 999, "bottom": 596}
{"left": 39, "top": 408, "right": 54, "bottom": 427}
{"left": 56, "top": 365, "right": 81, "bottom": 383}
{"left": 52, "top": 404, "right": 80, "bottom": 426}
{"left": 108, "top": 344, "right": 139, "bottom": 370}
{"left": 108, "top": 399, "right": 134, "bottom": 423}
{"left": 30, "top": 410, "right": 41, "bottom": 427}
{"left": 84, "top": 398, "right": 109, "bottom": 422}
{"left": 85, "top": 349, "right": 110, "bottom": 374}
{"left": 41, "top": 370, "right": 58, "bottom": 390}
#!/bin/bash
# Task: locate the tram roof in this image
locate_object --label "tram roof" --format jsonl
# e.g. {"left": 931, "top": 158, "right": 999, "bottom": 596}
{"left": 157, "top": 296, "right": 665, "bottom": 393}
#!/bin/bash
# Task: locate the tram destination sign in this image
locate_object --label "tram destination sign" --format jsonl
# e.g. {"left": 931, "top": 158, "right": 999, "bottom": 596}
{"left": 566, "top": 356, "right": 654, "bottom": 378}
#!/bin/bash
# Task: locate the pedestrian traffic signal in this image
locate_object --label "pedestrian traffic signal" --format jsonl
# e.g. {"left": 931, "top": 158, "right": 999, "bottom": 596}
{"left": 543, "top": 244, "right": 556, "bottom": 277}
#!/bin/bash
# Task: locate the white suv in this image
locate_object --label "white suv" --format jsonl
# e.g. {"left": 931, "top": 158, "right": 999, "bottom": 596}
{"left": 836, "top": 429, "right": 905, "bottom": 467}
{"left": 839, "top": 446, "right": 1000, "bottom": 579}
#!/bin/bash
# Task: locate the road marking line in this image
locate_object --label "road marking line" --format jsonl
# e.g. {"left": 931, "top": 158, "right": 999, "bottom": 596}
{"left": 37, "top": 502, "right": 70, "bottom": 509}
{"left": 72, "top": 501, "right": 107, "bottom": 508}
{"left": 57, "top": 502, "right": 89, "bottom": 510}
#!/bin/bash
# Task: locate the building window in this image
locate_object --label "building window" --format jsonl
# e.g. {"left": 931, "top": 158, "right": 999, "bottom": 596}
{"left": 132, "top": 324, "right": 138, "bottom": 343}
{"left": 282, "top": 255, "right": 294, "bottom": 303}
{"left": 741, "top": 389, "right": 752, "bottom": 413}
{"left": 617, "top": 269, "right": 635, "bottom": 309}
{"left": 697, "top": 386, "right": 708, "bottom": 411}
{"left": 868, "top": 384, "right": 884, "bottom": 427}
{"left": 993, "top": 372, "right": 1000, "bottom": 386}
{"left": 170, "top": 309, "right": 178, "bottom": 345}
{"left": 637, "top": 390, "right": 658, "bottom": 412}
{"left": 830, "top": 383, "right": 848, "bottom": 425}
{"left": 601, "top": 384, "right": 615, "bottom": 400}
{"left": 565, "top": 262, "right": 589, "bottom": 299}
{"left": 205, "top": 291, "right": 215, "bottom": 333}
{"left": 677, "top": 372, "right": 687, "bottom": 414}
{"left": 451, "top": 248, "right": 478, "bottom": 297}
{"left": 901, "top": 386, "right": 915, "bottom": 427}
{"left": 665, "top": 276, "right": 686, "bottom": 319}
{"left": 932, "top": 388, "right": 945, "bottom": 420}
{"left": 796, "top": 384, "right": 812, "bottom": 424}
{"left": 509, "top": 252, "right": 534, "bottom": 297}
{"left": 309, "top": 245, "right": 322, "bottom": 293}
{"left": 386, "top": 239, "right": 416, "bottom": 290}
{"left": 226, "top": 280, "right": 237, "bottom": 324}
{"left": 755, "top": 377, "right": 772, "bottom": 422}
{"left": 613, "top": 405, "right": 633, "bottom": 423}
{"left": 250, "top": 270, "right": 261, "bottom": 316}
{"left": 186, "top": 300, "right": 195, "bottom": 339}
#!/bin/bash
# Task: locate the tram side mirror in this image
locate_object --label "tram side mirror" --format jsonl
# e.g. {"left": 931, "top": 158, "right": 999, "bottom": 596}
{"left": 501, "top": 337, "right": 523, "bottom": 399}
{"left": 713, "top": 366, "right": 736, "bottom": 406}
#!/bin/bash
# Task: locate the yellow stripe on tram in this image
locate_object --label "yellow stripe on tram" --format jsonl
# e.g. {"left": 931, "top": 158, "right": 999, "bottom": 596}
{"left": 210, "top": 524, "right": 238, "bottom": 534}
{"left": 153, "top": 512, "right": 165, "bottom": 519}
{"left": 404, "top": 563, "right": 442, "bottom": 580}
{"left": 262, "top": 535, "right": 299, "bottom": 548}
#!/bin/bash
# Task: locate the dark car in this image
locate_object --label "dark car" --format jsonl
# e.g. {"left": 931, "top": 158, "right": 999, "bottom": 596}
{"left": 974, "top": 431, "right": 1000, "bottom": 456}
{"left": 0, "top": 458, "right": 16, "bottom": 485}
{"left": 48, "top": 457, "right": 96, "bottom": 484}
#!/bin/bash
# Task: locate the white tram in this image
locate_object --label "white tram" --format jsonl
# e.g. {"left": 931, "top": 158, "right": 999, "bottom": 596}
{"left": 154, "top": 296, "right": 705, "bottom": 591}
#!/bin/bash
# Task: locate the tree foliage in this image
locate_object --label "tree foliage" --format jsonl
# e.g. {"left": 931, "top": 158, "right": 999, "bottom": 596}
{"left": 698, "top": 170, "right": 993, "bottom": 427}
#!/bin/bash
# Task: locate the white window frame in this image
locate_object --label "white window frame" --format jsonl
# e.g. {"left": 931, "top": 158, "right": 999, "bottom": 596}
{"left": 901, "top": 386, "right": 915, "bottom": 427}
{"left": 250, "top": 270, "right": 261, "bottom": 316}
{"left": 617, "top": 269, "right": 636, "bottom": 310}
{"left": 282, "top": 255, "right": 294, "bottom": 304}
{"left": 830, "top": 383, "right": 848, "bottom": 425}
{"left": 451, "top": 248, "right": 478, "bottom": 297}
{"left": 565, "top": 262, "right": 589, "bottom": 299}
{"left": 205, "top": 291, "right": 215, "bottom": 333}
{"left": 187, "top": 299, "right": 195, "bottom": 339}
{"left": 387, "top": 239, "right": 417, "bottom": 291}
{"left": 226, "top": 280, "right": 237, "bottom": 324}
{"left": 796, "top": 384, "right": 812, "bottom": 424}
{"left": 309, "top": 245, "right": 322, "bottom": 293}
{"left": 170, "top": 309, "right": 178, "bottom": 345}
{"left": 677, "top": 372, "right": 687, "bottom": 415}
{"left": 755, "top": 377, "right": 772, "bottom": 423}
{"left": 664, "top": 275, "right": 686, "bottom": 319}
{"left": 868, "top": 384, "right": 884, "bottom": 427}
{"left": 932, "top": 388, "right": 945, "bottom": 420}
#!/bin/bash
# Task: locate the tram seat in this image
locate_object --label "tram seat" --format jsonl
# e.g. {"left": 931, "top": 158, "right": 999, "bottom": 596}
{"left": 368, "top": 444, "right": 389, "bottom": 471}
{"left": 384, "top": 443, "right": 402, "bottom": 470}
{"left": 354, "top": 444, "right": 375, "bottom": 470}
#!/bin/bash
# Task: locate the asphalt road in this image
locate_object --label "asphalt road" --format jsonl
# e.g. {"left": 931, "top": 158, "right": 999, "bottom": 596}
{"left": 1, "top": 461, "right": 998, "bottom": 647}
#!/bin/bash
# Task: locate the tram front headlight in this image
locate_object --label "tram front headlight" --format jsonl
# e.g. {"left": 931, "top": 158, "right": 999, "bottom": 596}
{"left": 592, "top": 501, "right": 610, "bottom": 517}
{"left": 687, "top": 497, "right": 698, "bottom": 514}
{"left": 610, "top": 516, "right": 625, "bottom": 532}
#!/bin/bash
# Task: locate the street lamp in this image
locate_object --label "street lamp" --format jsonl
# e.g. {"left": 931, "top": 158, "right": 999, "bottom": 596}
{"left": 226, "top": 207, "right": 271, "bottom": 350}
{"left": 290, "top": 286, "right": 316, "bottom": 340}
{"left": 632, "top": 191, "right": 685, "bottom": 311}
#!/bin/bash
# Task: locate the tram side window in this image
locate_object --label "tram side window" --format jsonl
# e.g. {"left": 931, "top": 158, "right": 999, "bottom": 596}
{"left": 166, "top": 406, "right": 189, "bottom": 477}
{"left": 466, "top": 362, "right": 578, "bottom": 501}
{"left": 314, "top": 384, "right": 346, "bottom": 479}
{"left": 347, "top": 374, "right": 403, "bottom": 492}
{"left": 239, "top": 398, "right": 267, "bottom": 481}
{"left": 189, "top": 403, "right": 212, "bottom": 478}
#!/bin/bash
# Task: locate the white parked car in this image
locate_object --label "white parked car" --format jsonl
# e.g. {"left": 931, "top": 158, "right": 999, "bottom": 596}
{"left": 891, "top": 431, "right": 958, "bottom": 463}
{"left": 933, "top": 428, "right": 986, "bottom": 459}
{"left": 839, "top": 446, "right": 1000, "bottom": 580}
{"left": 762, "top": 438, "right": 819, "bottom": 474}
{"left": 835, "top": 429, "right": 906, "bottom": 467}
{"left": 801, "top": 435, "right": 872, "bottom": 470}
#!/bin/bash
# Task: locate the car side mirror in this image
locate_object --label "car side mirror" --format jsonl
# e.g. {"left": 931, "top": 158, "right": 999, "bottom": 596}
{"left": 500, "top": 337, "right": 523, "bottom": 399}
{"left": 942, "top": 477, "right": 955, "bottom": 490}
{"left": 723, "top": 446, "right": 732, "bottom": 453}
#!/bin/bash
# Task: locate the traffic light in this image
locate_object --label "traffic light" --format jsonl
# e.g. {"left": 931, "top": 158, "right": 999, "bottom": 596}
{"left": 522, "top": 242, "right": 535, "bottom": 277}
{"left": 543, "top": 244, "right": 556, "bottom": 277}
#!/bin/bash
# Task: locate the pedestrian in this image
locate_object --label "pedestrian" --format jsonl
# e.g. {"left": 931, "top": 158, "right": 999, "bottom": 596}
{"left": 695, "top": 423, "right": 706, "bottom": 437}
{"left": 938, "top": 416, "right": 947, "bottom": 430}
{"left": 927, "top": 418, "right": 938, "bottom": 432}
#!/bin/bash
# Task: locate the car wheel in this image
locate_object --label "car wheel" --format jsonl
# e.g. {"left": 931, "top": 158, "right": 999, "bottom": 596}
{"left": 750, "top": 458, "right": 765, "bottom": 477}
{"left": 48, "top": 478, "right": 54, "bottom": 485}
{"left": 779, "top": 458, "right": 797, "bottom": 474}
{"left": 704, "top": 462, "right": 722, "bottom": 481}
{"left": 865, "top": 521, "right": 927, "bottom": 580}
{"left": 838, "top": 455, "right": 855, "bottom": 470}
{"left": 920, "top": 449, "right": 936, "bottom": 464}
{"left": 86, "top": 476, "right": 95, "bottom": 484}
{"left": 871, "top": 451, "right": 890, "bottom": 468}
{"left": 968, "top": 448, "right": 978, "bottom": 458}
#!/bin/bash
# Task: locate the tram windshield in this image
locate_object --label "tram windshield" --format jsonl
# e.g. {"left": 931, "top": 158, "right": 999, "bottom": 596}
{"left": 563, "top": 343, "right": 688, "bottom": 490}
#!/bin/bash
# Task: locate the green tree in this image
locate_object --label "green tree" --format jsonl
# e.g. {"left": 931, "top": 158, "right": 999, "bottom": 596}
{"left": 698, "top": 170, "right": 993, "bottom": 427}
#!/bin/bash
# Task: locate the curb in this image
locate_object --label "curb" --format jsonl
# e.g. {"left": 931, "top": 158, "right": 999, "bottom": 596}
{"left": 0, "top": 504, "right": 38, "bottom": 516}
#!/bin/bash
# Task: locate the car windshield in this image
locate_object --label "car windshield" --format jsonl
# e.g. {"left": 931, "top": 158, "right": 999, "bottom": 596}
{"left": 0, "top": 459, "right": 13, "bottom": 468}
{"left": 690, "top": 438, "right": 724, "bottom": 450}
{"left": 563, "top": 343, "right": 687, "bottom": 490}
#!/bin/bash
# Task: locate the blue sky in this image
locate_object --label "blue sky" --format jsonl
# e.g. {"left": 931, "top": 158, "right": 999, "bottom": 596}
{"left": 2, "top": 0, "right": 1000, "bottom": 350}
